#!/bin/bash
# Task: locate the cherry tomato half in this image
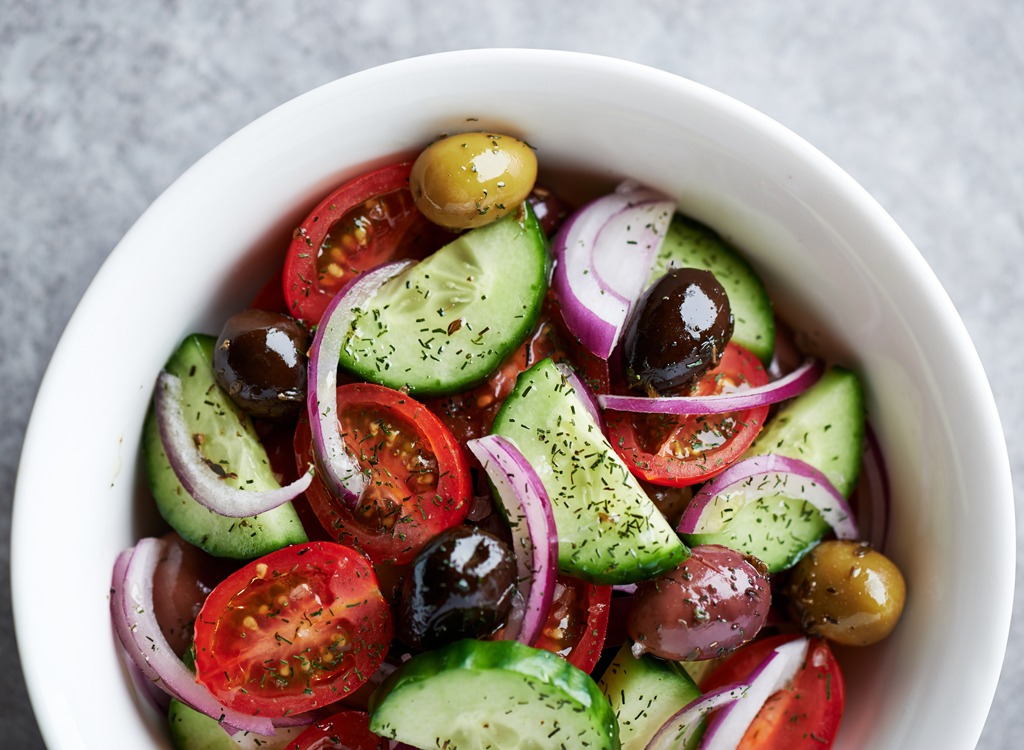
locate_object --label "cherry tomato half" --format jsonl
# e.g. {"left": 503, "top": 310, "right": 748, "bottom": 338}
{"left": 283, "top": 162, "right": 453, "bottom": 325}
{"left": 701, "top": 634, "right": 845, "bottom": 749}
{"left": 533, "top": 576, "right": 611, "bottom": 674}
{"left": 295, "top": 383, "right": 472, "bottom": 566}
{"left": 286, "top": 709, "right": 385, "bottom": 750}
{"left": 606, "top": 343, "right": 770, "bottom": 487}
{"left": 193, "top": 542, "right": 392, "bottom": 718}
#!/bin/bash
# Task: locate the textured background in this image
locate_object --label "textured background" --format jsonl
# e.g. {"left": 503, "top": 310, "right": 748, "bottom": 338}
{"left": 2, "top": 1, "right": 1021, "bottom": 747}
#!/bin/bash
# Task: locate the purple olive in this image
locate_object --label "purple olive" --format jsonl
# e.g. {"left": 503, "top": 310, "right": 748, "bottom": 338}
{"left": 628, "top": 544, "right": 770, "bottom": 661}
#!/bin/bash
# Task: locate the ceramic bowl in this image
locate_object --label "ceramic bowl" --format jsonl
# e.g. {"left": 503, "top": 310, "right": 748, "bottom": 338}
{"left": 13, "top": 49, "right": 1013, "bottom": 749}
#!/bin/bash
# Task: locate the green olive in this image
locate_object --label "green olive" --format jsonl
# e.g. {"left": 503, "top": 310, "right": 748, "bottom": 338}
{"left": 786, "top": 540, "right": 906, "bottom": 646}
{"left": 410, "top": 132, "right": 538, "bottom": 230}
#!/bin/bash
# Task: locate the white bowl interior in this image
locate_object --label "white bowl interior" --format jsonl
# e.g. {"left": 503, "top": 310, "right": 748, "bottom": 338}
{"left": 13, "top": 49, "right": 1013, "bottom": 749}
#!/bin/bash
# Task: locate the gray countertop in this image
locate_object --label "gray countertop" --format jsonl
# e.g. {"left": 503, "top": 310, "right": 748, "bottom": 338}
{"left": 2, "top": 1, "right": 1021, "bottom": 747}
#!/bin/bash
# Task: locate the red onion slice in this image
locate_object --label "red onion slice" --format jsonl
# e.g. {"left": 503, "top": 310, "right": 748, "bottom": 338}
{"left": 699, "top": 638, "right": 809, "bottom": 749}
{"left": 155, "top": 372, "right": 313, "bottom": 518}
{"left": 856, "top": 425, "right": 891, "bottom": 549}
{"left": 677, "top": 454, "right": 859, "bottom": 540}
{"left": 110, "top": 537, "right": 277, "bottom": 735}
{"left": 599, "top": 358, "right": 822, "bottom": 415}
{"left": 552, "top": 184, "right": 675, "bottom": 359}
{"left": 467, "top": 434, "right": 557, "bottom": 646}
{"left": 306, "top": 261, "right": 412, "bottom": 507}
{"left": 644, "top": 683, "right": 748, "bottom": 750}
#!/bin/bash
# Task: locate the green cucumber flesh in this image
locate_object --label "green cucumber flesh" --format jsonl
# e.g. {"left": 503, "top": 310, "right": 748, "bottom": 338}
{"left": 143, "top": 334, "right": 307, "bottom": 559}
{"left": 681, "top": 367, "right": 865, "bottom": 572}
{"left": 369, "top": 639, "right": 620, "bottom": 750}
{"left": 650, "top": 214, "right": 774, "bottom": 363}
{"left": 598, "top": 642, "right": 703, "bottom": 750}
{"left": 167, "top": 699, "right": 304, "bottom": 750}
{"left": 491, "top": 358, "right": 686, "bottom": 584}
{"left": 338, "top": 204, "right": 550, "bottom": 396}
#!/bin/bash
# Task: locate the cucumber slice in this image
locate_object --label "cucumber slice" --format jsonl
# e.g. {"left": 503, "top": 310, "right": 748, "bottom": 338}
{"left": 681, "top": 368, "right": 865, "bottom": 571}
{"left": 143, "top": 334, "right": 307, "bottom": 559}
{"left": 491, "top": 358, "right": 686, "bottom": 584}
{"left": 369, "top": 639, "right": 620, "bottom": 750}
{"left": 649, "top": 215, "right": 774, "bottom": 363}
{"left": 167, "top": 699, "right": 304, "bottom": 750}
{"left": 338, "top": 204, "right": 550, "bottom": 396}
{"left": 598, "top": 643, "right": 703, "bottom": 750}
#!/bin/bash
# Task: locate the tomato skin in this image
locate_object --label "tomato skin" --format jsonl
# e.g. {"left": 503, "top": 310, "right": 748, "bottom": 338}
{"left": 282, "top": 162, "right": 451, "bottom": 325}
{"left": 295, "top": 384, "right": 472, "bottom": 566}
{"left": 533, "top": 576, "right": 611, "bottom": 674}
{"left": 193, "top": 542, "right": 392, "bottom": 718}
{"left": 286, "top": 709, "right": 385, "bottom": 750}
{"left": 701, "top": 634, "right": 845, "bottom": 749}
{"left": 606, "top": 343, "right": 770, "bottom": 487}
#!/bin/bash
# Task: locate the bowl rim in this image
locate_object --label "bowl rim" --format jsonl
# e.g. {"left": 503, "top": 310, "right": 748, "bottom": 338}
{"left": 11, "top": 47, "right": 1015, "bottom": 750}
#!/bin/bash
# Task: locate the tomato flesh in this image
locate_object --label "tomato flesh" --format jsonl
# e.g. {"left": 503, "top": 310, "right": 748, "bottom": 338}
{"left": 296, "top": 383, "right": 472, "bottom": 565}
{"left": 287, "top": 709, "right": 385, "bottom": 750}
{"left": 193, "top": 542, "right": 392, "bottom": 717}
{"left": 533, "top": 576, "right": 611, "bottom": 674}
{"left": 283, "top": 162, "right": 451, "bottom": 325}
{"left": 701, "top": 634, "right": 845, "bottom": 748}
{"left": 607, "top": 343, "right": 770, "bottom": 486}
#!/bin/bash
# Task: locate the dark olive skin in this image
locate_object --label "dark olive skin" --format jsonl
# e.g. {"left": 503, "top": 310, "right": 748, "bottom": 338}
{"left": 628, "top": 544, "right": 770, "bottom": 661}
{"left": 398, "top": 525, "right": 516, "bottom": 650}
{"left": 786, "top": 540, "right": 906, "bottom": 646}
{"left": 213, "top": 309, "right": 310, "bottom": 418}
{"left": 623, "top": 268, "right": 734, "bottom": 396}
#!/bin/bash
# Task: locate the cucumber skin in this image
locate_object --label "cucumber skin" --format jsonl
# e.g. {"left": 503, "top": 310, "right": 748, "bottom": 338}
{"left": 492, "top": 359, "right": 687, "bottom": 585}
{"left": 682, "top": 367, "right": 866, "bottom": 571}
{"left": 598, "top": 643, "right": 702, "bottom": 750}
{"left": 369, "top": 639, "right": 620, "bottom": 750}
{"left": 650, "top": 215, "right": 775, "bottom": 364}
{"left": 143, "top": 334, "right": 307, "bottom": 559}
{"left": 167, "top": 699, "right": 304, "bottom": 750}
{"left": 338, "top": 204, "right": 550, "bottom": 397}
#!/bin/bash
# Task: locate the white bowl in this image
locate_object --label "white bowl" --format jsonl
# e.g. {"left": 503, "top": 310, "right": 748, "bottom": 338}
{"left": 13, "top": 49, "right": 1013, "bottom": 749}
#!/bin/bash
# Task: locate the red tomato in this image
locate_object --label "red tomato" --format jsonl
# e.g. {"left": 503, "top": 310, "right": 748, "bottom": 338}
{"left": 295, "top": 383, "right": 472, "bottom": 566}
{"left": 286, "top": 709, "right": 385, "bottom": 750}
{"left": 533, "top": 576, "right": 611, "bottom": 674}
{"left": 701, "top": 634, "right": 845, "bottom": 748}
{"left": 426, "top": 315, "right": 567, "bottom": 447}
{"left": 606, "top": 343, "right": 770, "bottom": 486}
{"left": 282, "top": 162, "right": 452, "bottom": 325}
{"left": 193, "top": 542, "right": 392, "bottom": 718}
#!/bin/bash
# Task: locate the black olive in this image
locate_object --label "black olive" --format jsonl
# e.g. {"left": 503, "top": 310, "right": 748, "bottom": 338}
{"left": 623, "top": 268, "right": 733, "bottom": 395}
{"left": 212, "top": 309, "right": 310, "bottom": 419}
{"left": 397, "top": 525, "right": 516, "bottom": 650}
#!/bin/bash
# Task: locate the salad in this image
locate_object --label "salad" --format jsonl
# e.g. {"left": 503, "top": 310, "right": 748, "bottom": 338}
{"left": 111, "top": 129, "right": 907, "bottom": 750}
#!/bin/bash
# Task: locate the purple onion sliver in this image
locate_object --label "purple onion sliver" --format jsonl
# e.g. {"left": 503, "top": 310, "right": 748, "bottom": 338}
{"left": 859, "top": 425, "right": 891, "bottom": 550}
{"left": 644, "top": 683, "right": 748, "bottom": 750}
{"left": 552, "top": 186, "right": 674, "bottom": 360}
{"left": 467, "top": 434, "right": 557, "bottom": 647}
{"left": 112, "top": 537, "right": 276, "bottom": 736}
{"left": 556, "top": 362, "right": 604, "bottom": 430}
{"left": 599, "top": 358, "right": 823, "bottom": 416}
{"left": 678, "top": 454, "right": 859, "bottom": 541}
{"left": 155, "top": 372, "right": 313, "bottom": 518}
{"left": 700, "top": 638, "right": 809, "bottom": 750}
{"left": 306, "top": 261, "right": 412, "bottom": 507}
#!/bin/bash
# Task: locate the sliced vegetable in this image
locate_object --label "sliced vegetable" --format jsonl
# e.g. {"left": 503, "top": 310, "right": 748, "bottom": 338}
{"left": 552, "top": 183, "right": 675, "bottom": 359}
{"left": 606, "top": 344, "right": 770, "bottom": 488}
{"left": 193, "top": 542, "right": 392, "bottom": 718}
{"left": 368, "top": 639, "right": 619, "bottom": 749}
{"left": 699, "top": 638, "right": 809, "bottom": 750}
{"left": 111, "top": 538, "right": 275, "bottom": 735}
{"left": 533, "top": 576, "right": 612, "bottom": 674}
{"left": 644, "top": 684, "right": 748, "bottom": 750}
{"left": 286, "top": 709, "right": 386, "bottom": 750}
{"left": 283, "top": 161, "right": 450, "bottom": 325}
{"left": 296, "top": 383, "right": 472, "bottom": 566}
{"left": 599, "top": 357, "right": 821, "bottom": 416}
{"left": 467, "top": 434, "right": 557, "bottom": 646}
{"left": 167, "top": 698, "right": 307, "bottom": 750}
{"left": 307, "top": 261, "right": 412, "bottom": 506}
